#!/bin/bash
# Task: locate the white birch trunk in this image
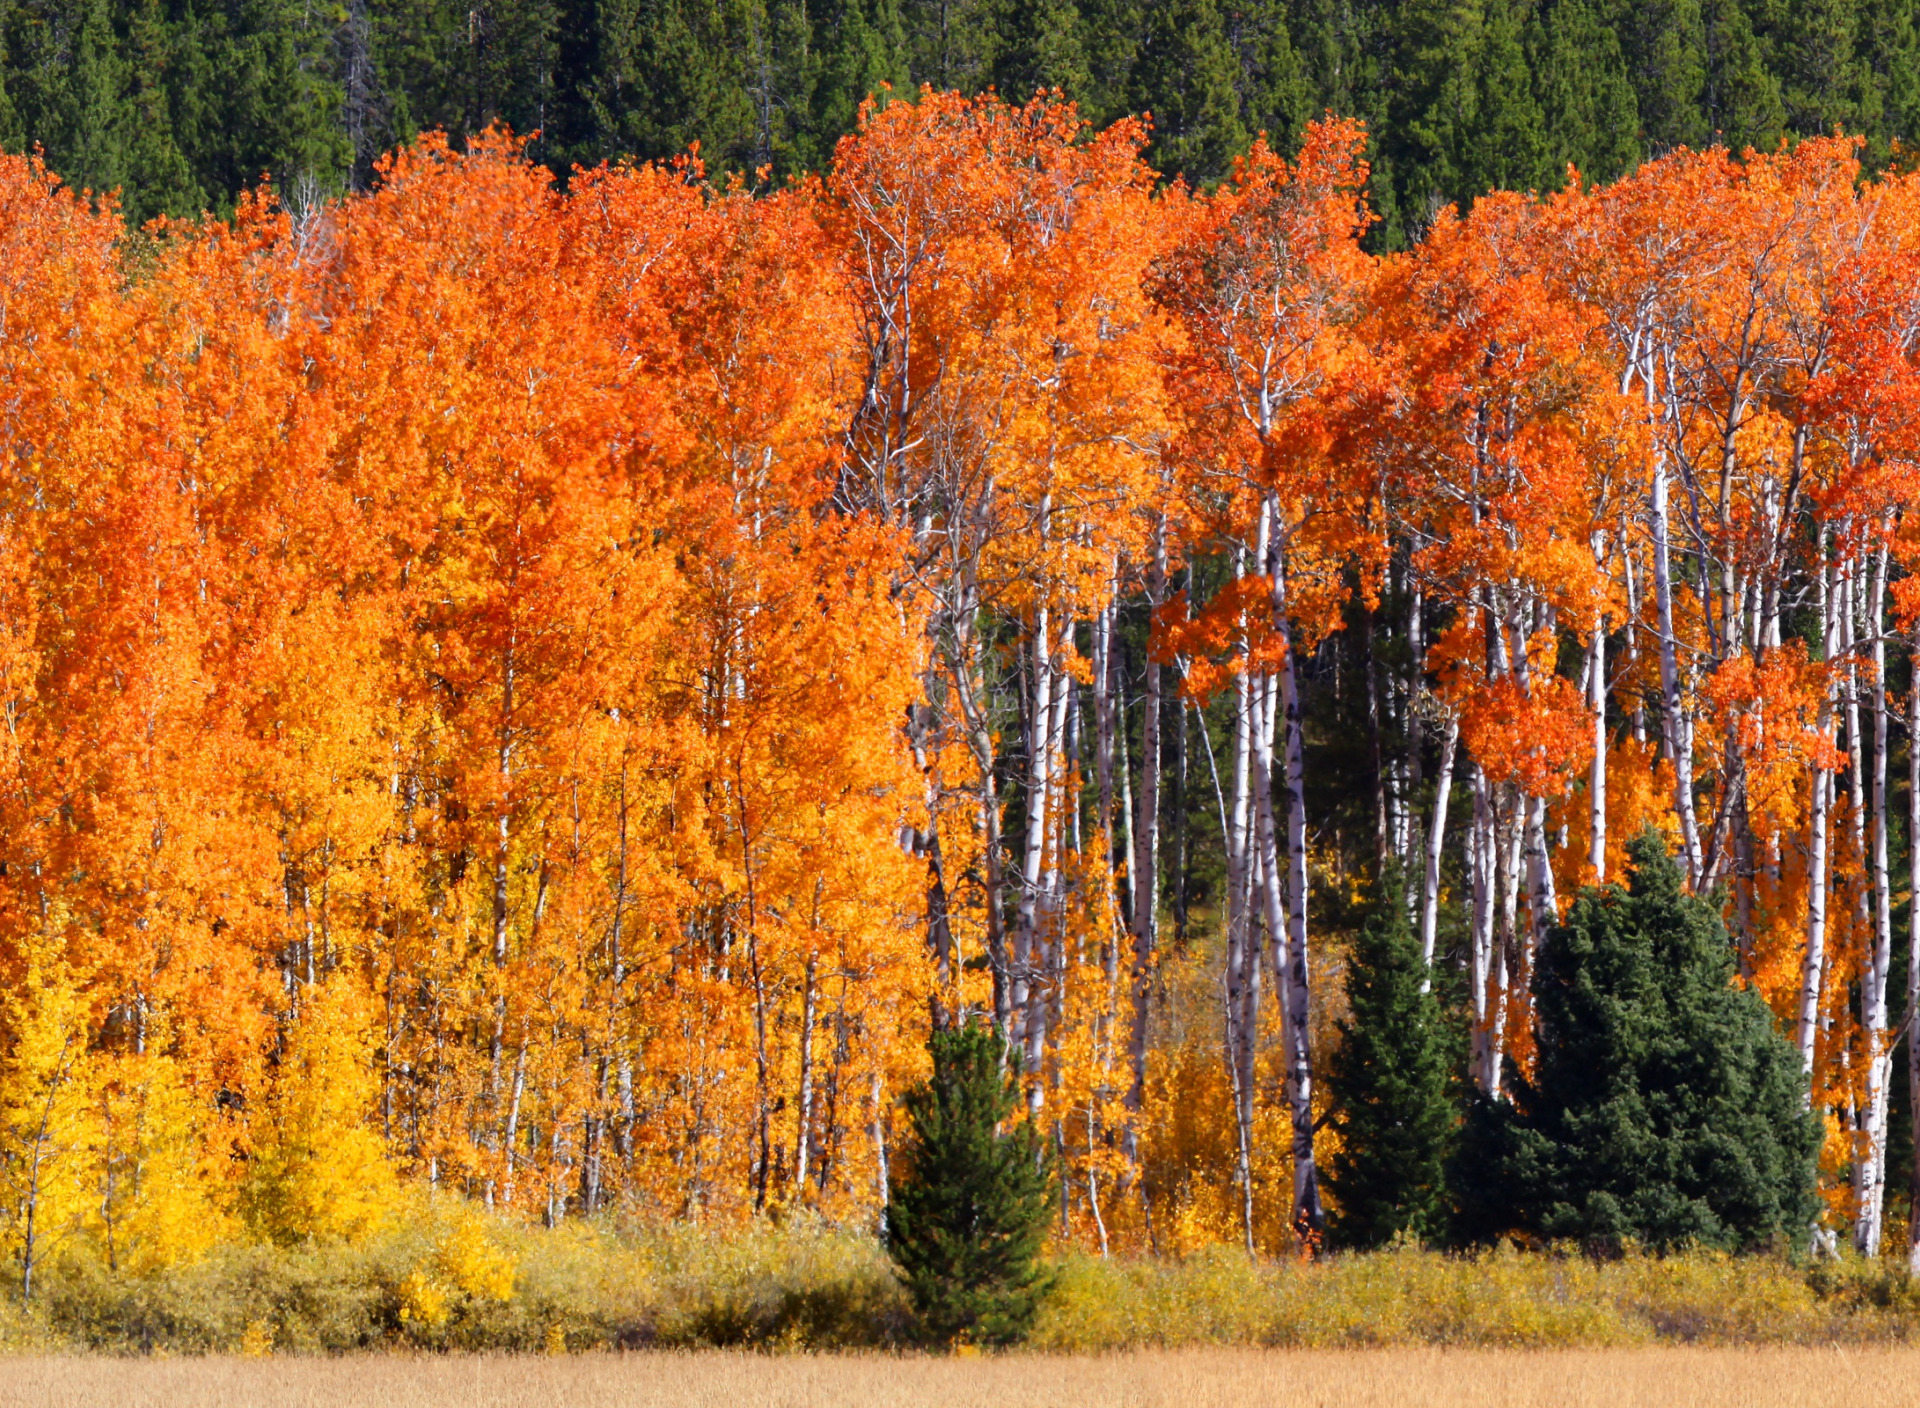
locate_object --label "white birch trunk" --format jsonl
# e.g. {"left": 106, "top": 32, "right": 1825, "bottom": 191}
{"left": 1798, "top": 542, "right": 1837, "bottom": 1098}
{"left": 1907, "top": 625, "right": 1920, "bottom": 1275}
{"left": 1650, "top": 451, "right": 1702, "bottom": 883}
{"left": 1271, "top": 535, "right": 1322, "bottom": 1235}
{"left": 1128, "top": 526, "right": 1166, "bottom": 1140}
{"left": 1589, "top": 619, "right": 1608, "bottom": 882}
{"left": 1013, "top": 604, "right": 1054, "bottom": 1063}
{"left": 1856, "top": 545, "right": 1893, "bottom": 1255}
{"left": 1420, "top": 715, "right": 1460, "bottom": 978}
{"left": 1469, "top": 767, "right": 1499, "bottom": 1096}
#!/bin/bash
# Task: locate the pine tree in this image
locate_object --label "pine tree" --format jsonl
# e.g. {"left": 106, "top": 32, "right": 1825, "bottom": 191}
{"left": 801, "top": 0, "right": 908, "bottom": 172}
{"left": 995, "top": 0, "right": 1089, "bottom": 105}
{"left": 1443, "top": 0, "right": 1551, "bottom": 199}
{"left": 1132, "top": 0, "right": 1247, "bottom": 182}
{"left": 2, "top": 0, "right": 135, "bottom": 202}
{"left": 902, "top": 0, "right": 1000, "bottom": 94}
{"left": 1618, "top": 0, "right": 1709, "bottom": 150}
{"left": 1859, "top": 0, "right": 1920, "bottom": 167}
{"left": 1077, "top": 0, "right": 1139, "bottom": 125}
{"left": 1324, "top": 867, "right": 1456, "bottom": 1249}
{"left": 886, "top": 1021, "right": 1055, "bottom": 1348}
{"left": 1531, "top": 0, "right": 1641, "bottom": 185}
{"left": 1699, "top": 0, "right": 1783, "bottom": 149}
{"left": 1768, "top": 0, "right": 1867, "bottom": 138}
{"left": 1451, "top": 833, "right": 1819, "bottom": 1252}
{"left": 1227, "top": 0, "right": 1310, "bottom": 154}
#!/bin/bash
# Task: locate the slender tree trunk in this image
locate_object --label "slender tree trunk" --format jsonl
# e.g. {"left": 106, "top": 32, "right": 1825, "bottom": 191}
{"left": 1799, "top": 542, "right": 1837, "bottom": 1097}
{"left": 1857, "top": 545, "right": 1893, "bottom": 1255}
{"left": 1589, "top": 615, "right": 1608, "bottom": 882}
{"left": 1013, "top": 605, "right": 1055, "bottom": 1058}
{"left": 1407, "top": 584, "right": 1426, "bottom": 873}
{"left": 1420, "top": 715, "right": 1459, "bottom": 979}
{"left": 1127, "top": 525, "right": 1165, "bottom": 1144}
{"left": 1906, "top": 624, "right": 1920, "bottom": 1275}
{"left": 1366, "top": 602, "right": 1392, "bottom": 867}
{"left": 1271, "top": 538, "right": 1323, "bottom": 1237}
{"left": 871, "top": 1068, "right": 890, "bottom": 1236}
{"left": 1651, "top": 450, "right": 1701, "bottom": 883}
{"left": 1469, "top": 766, "right": 1499, "bottom": 1096}
{"left": 795, "top": 951, "right": 818, "bottom": 1197}
{"left": 1625, "top": 551, "right": 1647, "bottom": 745}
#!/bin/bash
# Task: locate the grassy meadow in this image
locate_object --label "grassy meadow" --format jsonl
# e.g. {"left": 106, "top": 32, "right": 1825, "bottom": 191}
{"left": 3, "top": 1347, "right": 1920, "bottom": 1408}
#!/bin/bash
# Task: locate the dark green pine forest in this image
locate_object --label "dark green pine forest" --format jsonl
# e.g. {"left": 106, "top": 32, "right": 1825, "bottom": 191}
{"left": 2, "top": 0, "right": 1918, "bottom": 236}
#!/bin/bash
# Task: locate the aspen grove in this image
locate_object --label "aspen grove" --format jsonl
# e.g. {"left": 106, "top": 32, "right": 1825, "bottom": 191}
{"left": 3, "top": 90, "right": 1920, "bottom": 1282}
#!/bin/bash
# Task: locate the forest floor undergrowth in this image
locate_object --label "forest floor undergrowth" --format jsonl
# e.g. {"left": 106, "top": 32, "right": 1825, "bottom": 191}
{"left": 3, "top": 1346, "right": 1919, "bottom": 1408}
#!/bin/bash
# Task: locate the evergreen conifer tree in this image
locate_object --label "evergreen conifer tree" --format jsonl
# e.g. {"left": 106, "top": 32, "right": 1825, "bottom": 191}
{"left": 1131, "top": 0, "right": 1246, "bottom": 182}
{"left": 994, "top": 0, "right": 1089, "bottom": 105}
{"left": 1450, "top": 833, "right": 1819, "bottom": 1252}
{"left": 886, "top": 1020, "right": 1055, "bottom": 1348}
{"left": 801, "top": 0, "right": 908, "bottom": 172}
{"left": 1324, "top": 867, "right": 1456, "bottom": 1249}
{"left": 1619, "top": 0, "right": 1709, "bottom": 150}
{"left": 1077, "top": 0, "right": 1139, "bottom": 125}
{"left": 902, "top": 0, "right": 999, "bottom": 95}
{"left": 1227, "top": 0, "right": 1310, "bottom": 154}
{"left": 1443, "top": 0, "right": 1550, "bottom": 198}
{"left": 1699, "top": 0, "right": 1783, "bottom": 148}
{"left": 1531, "top": 0, "right": 1640, "bottom": 185}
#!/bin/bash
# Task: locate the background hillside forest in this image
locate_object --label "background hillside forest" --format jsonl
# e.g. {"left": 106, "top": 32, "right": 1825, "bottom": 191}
{"left": 4, "top": 0, "right": 1920, "bottom": 234}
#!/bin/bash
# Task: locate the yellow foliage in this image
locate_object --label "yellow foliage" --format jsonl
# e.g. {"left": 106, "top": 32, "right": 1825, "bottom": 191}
{"left": 91, "top": 1051, "right": 230, "bottom": 1274}
{"left": 239, "top": 1318, "right": 275, "bottom": 1357}
{"left": 435, "top": 1211, "right": 517, "bottom": 1301}
{"left": 397, "top": 1268, "right": 452, "bottom": 1329}
{"left": 242, "top": 974, "right": 399, "bottom": 1246}
{"left": 0, "top": 924, "right": 97, "bottom": 1294}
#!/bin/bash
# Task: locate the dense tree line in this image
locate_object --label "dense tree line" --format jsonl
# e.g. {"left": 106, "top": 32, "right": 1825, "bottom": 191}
{"left": 0, "top": 91, "right": 1913, "bottom": 1288}
{"left": 4, "top": 0, "right": 1920, "bottom": 232}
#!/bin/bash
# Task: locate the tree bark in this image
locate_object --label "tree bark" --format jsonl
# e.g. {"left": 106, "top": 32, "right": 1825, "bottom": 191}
{"left": 1420, "top": 715, "right": 1459, "bottom": 978}
{"left": 1906, "top": 625, "right": 1920, "bottom": 1275}
{"left": 1127, "top": 525, "right": 1166, "bottom": 1142}
{"left": 1271, "top": 538, "right": 1323, "bottom": 1238}
{"left": 1589, "top": 614, "right": 1608, "bottom": 883}
{"left": 1650, "top": 449, "right": 1702, "bottom": 883}
{"left": 1856, "top": 544, "right": 1893, "bottom": 1255}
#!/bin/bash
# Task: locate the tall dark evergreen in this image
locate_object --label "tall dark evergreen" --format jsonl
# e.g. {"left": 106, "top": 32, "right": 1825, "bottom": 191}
{"left": 1226, "top": 0, "right": 1309, "bottom": 154}
{"left": 1620, "top": 0, "right": 1710, "bottom": 149}
{"left": 994, "top": 0, "right": 1089, "bottom": 104}
{"left": 5, "top": 0, "right": 1920, "bottom": 227}
{"left": 1131, "top": 0, "right": 1246, "bottom": 181}
{"left": 1450, "top": 834, "right": 1819, "bottom": 1252}
{"left": 886, "top": 1021, "right": 1055, "bottom": 1348}
{"left": 1700, "top": 0, "right": 1783, "bottom": 148}
{"left": 1531, "top": 0, "right": 1640, "bottom": 182}
{"left": 1324, "top": 868, "right": 1455, "bottom": 1250}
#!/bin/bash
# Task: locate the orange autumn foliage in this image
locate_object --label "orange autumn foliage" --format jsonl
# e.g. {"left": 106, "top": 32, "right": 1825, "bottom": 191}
{"left": 1, "top": 96, "right": 1920, "bottom": 1272}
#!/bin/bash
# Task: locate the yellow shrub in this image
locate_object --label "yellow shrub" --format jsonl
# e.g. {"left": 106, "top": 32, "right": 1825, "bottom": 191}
{"left": 397, "top": 1269, "right": 452, "bottom": 1329}
{"left": 436, "top": 1212, "right": 517, "bottom": 1302}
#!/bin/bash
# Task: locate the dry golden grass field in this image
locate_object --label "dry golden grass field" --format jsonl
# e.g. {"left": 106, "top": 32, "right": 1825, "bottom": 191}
{"left": 1, "top": 1348, "right": 1916, "bottom": 1408}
